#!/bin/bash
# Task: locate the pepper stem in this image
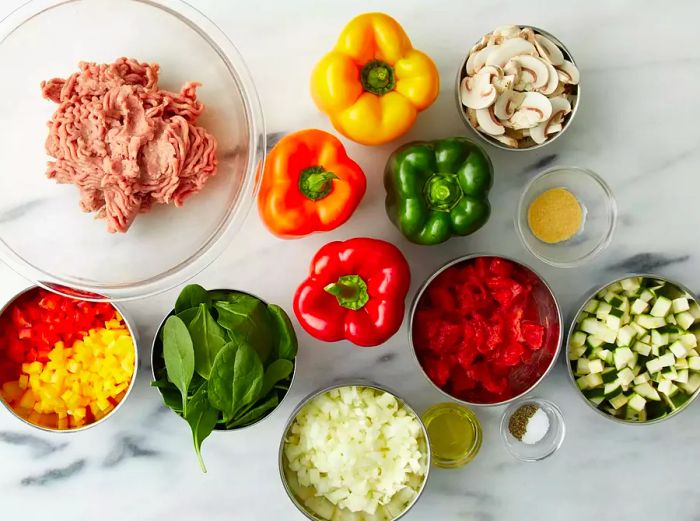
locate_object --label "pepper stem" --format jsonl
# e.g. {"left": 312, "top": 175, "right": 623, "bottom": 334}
{"left": 299, "top": 166, "right": 338, "bottom": 201}
{"left": 424, "top": 173, "right": 463, "bottom": 211}
{"left": 360, "top": 60, "right": 396, "bottom": 96}
{"left": 324, "top": 274, "right": 369, "bottom": 311}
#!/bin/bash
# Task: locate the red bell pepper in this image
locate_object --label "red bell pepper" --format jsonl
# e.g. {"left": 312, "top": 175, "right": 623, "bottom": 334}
{"left": 293, "top": 237, "right": 411, "bottom": 347}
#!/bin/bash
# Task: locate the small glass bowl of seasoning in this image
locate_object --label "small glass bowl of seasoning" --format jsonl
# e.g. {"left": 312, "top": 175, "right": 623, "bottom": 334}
{"left": 516, "top": 167, "right": 617, "bottom": 268}
{"left": 500, "top": 397, "right": 565, "bottom": 462}
{"left": 423, "top": 402, "right": 482, "bottom": 468}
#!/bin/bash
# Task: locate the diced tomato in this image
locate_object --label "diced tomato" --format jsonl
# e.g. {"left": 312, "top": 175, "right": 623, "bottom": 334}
{"left": 413, "top": 256, "right": 551, "bottom": 403}
{"left": 522, "top": 321, "right": 545, "bottom": 350}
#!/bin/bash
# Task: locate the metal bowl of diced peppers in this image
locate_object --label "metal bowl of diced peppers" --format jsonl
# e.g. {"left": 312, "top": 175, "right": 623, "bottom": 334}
{"left": 409, "top": 254, "right": 563, "bottom": 407}
{"left": 566, "top": 274, "right": 700, "bottom": 425}
{"left": 0, "top": 285, "right": 139, "bottom": 432}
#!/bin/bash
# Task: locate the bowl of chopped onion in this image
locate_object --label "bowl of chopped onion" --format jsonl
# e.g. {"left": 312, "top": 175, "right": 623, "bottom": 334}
{"left": 279, "top": 382, "right": 430, "bottom": 521}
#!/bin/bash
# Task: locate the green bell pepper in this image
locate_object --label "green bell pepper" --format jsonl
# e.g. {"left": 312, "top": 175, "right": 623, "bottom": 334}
{"left": 384, "top": 137, "right": 493, "bottom": 245}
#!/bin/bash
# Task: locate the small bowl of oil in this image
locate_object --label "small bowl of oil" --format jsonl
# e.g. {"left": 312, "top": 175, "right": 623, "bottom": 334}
{"left": 422, "top": 402, "right": 482, "bottom": 468}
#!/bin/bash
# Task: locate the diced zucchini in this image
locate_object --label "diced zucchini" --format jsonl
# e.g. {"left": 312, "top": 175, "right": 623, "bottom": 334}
{"left": 603, "top": 379, "right": 622, "bottom": 396}
{"left": 594, "top": 348, "right": 614, "bottom": 365}
{"left": 617, "top": 367, "right": 635, "bottom": 386}
{"left": 679, "top": 373, "right": 700, "bottom": 395}
{"left": 641, "top": 334, "right": 651, "bottom": 344}
{"left": 640, "top": 289, "right": 655, "bottom": 302}
{"left": 609, "top": 393, "right": 629, "bottom": 409}
{"left": 583, "top": 299, "right": 600, "bottom": 314}
{"left": 674, "top": 369, "right": 689, "bottom": 384}
{"left": 576, "top": 358, "right": 591, "bottom": 375}
{"left": 688, "top": 349, "right": 699, "bottom": 357}
{"left": 620, "top": 277, "right": 643, "bottom": 293}
{"left": 646, "top": 358, "right": 664, "bottom": 374}
{"left": 585, "top": 372, "right": 604, "bottom": 388}
{"left": 672, "top": 297, "right": 690, "bottom": 313}
{"left": 636, "top": 315, "right": 666, "bottom": 329}
{"left": 631, "top": 322, "right": 648, "bottom": 337}
{"left": 588, "top": 359, "right": 604, "bottom": 374}
{"left": 601, "top": 367, "right": 618, "bottom": 383}
{"left": 631, "top": 299, "right": 649, "bottom": 315}
{"left": 676, "top": 312, "right": 696, "bottom": 330}
{"left": 675, "top": 358, "right": 689, "bottom": 370}
{"left": 596, "top": 302, "right": 612, "bottom": 319}
{"left": 690, "top": 301, "right": 700, "bottom": 320}
{"left": 633, "top": 372, "right": 650, "bottom": 385}
{"left": 609, "top": 307, "right": 624, "bottom": 318}
{"left": 662, "top": 366, "right": 678, "bottom": 381}
{"left": 576, "top": 375, "right": 590, "bottom": 390}
{"left": 688, "top": 356, "right": 700, "bottom": 371}
{"left": 658, "top": 379, "right": 679, "bottom": 396}
{"left": 606, "top": 315, "right": 622, "bottom": 331}
{"left": 651, "top": 330, "right": 669, "bottom": 347}
{"left": 586, "top": 336, "right": 606, "bottom": 349}
{"left": 583, "top": 389, "right": 605, "bottom": 405}
{"left": 646, "top": 401, "right": 668, "bottom": 420}
{"left": 634, "top": 382, "right": 661, "bottom": 401}
{"left": 627, "top": 393, "right": 647, "bottom": 412}
{"left": 580, "top": 318, "right": 617, "bottom": 343}
{"left": 614, "top": 347, "right": 634, "bottom": 370}
{"left": 669, "top": 341, "right": 688, "bottom": 359}
{"left": 658, "top": 352, "right": 676, "bottom": 368}
{"left": 632, "top": 341, "right": 652, "bottom": 356}
{"left": 679, "top": 333, "right": 697, "bottom": 349}
{"left": 666, "top": 314, "right": 677, "bottom": 325}
{"left": 609, "top": 296, "right": 623, "bottom": 308}
{"left": 569, "top": 345, "right": 587, "bottom": 360}
{"left": 616, "top": 325, "right": 637, "bottom": 347}
{"left": 570, "top": 331, "right": 587, "bottom": 347}
{"left": 650, "top": 296, "right": 672, "bottom": 318}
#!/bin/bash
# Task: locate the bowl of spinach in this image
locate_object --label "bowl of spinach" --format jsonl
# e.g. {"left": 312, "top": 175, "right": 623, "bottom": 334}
{"left": 151, "top": 284, "right": 297, "bottom": 472}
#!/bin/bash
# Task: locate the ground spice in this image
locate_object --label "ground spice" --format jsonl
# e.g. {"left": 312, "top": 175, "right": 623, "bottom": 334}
{"left": 527, "top": 187, "right": 583, "bottom": 244}
{"left": 508, "top": 403, "right": 538, "bottom": 440}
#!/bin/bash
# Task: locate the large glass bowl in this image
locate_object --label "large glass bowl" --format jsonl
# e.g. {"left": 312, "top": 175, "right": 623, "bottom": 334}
{"left": 0, "top": 0, "right": 265, "bottom": 301}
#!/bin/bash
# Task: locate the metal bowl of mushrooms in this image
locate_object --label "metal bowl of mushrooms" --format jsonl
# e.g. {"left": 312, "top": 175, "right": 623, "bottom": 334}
{"left": 455, "top": 25, "right": 580, "bottom": 151}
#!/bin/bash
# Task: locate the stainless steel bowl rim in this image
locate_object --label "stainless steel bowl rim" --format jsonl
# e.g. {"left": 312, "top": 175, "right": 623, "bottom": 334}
{"left": 150, "top": 288, "right": 296, "bottom": 431}
{"left": 454, "top": 25, "right": 580, "bottom": 152}
{"left": 566, "top": 273, "right": 700, "bottom": 425}
{"left": 408, "top": 253, "right": 564, "bottom": 407}
{"left": 514, "top": 166, "right": 618, "bottom": 268}
{"left": 0, "top": 285, "right": 139, "bottom": 432}
{"left": 278, "top": 380, "right": 431, "bottom": 521}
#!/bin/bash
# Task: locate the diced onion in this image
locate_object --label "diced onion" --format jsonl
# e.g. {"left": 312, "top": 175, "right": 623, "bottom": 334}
{"left": 284, "top": 386, "right": 427, "bottom": 516}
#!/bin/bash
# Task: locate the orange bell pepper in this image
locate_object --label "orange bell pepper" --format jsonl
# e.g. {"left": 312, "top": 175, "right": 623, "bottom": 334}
{"left": 311, "top": 12, "right": 440, "bottom": 146}
{"left": 258, "top": 129, "right": 366, "bottom": 237}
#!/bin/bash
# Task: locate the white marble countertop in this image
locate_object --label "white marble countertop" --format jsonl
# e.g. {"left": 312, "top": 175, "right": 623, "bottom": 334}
{"left": 2, "top": 1, "right": 700, "bottom": 520}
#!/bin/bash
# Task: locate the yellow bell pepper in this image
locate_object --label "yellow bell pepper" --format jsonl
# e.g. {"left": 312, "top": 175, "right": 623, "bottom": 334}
{"left": 311, "top": 12, "right": 439, "bottom": 145}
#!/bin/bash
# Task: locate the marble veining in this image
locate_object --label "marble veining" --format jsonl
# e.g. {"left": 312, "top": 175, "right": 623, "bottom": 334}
{"left": 2, "top": 1, "right": 700, "bottom": 520}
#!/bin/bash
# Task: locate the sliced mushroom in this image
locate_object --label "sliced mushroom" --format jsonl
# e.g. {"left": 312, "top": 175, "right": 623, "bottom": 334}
{"left": 534, "top": 34, "right": 565, "bottom": 66}
{"left": 550, "top": 82, "right": 566, "bottom": 98}
{"left": 539, "top": 60, "right": 559, "bottom": 95}
{"left": 460, "top": 66, "right": 499, "bottom": 109}
{"left": 494, "top": 90, "right": 524, "bottom": 120}
{"left": 493, "top": 25, "right": 521, "bottom": 38}
{"left": 485, "top": 38, "right": 536, "bottom": 68}
{"left": 556, "top": 60, "right": 580, "bottom": 85}
{"left": 493, "top": 135, "right": 519, "bottom": 148}
{"left": 529, "top": 96, "right": 571, "bottom": 144}
{"left": 466, "top": 45, "right": 497, "bottom": 76}
{"left": 510, "top": 55, "right": 549, "bottom": 90}
{"left": 503, "top": 59, "right": 521, "bottom": 78}
{"left": 509, "top": 92, "right": 552, "bottom": 129}
{"left": 493, "top": 74, "right": 516, "bottom": 93}
{"left": 466, "top": 108, "right": 478, "bottom": 128}
{"left": 469, "top": 35, "right": 489, "bottom": 56}
{"left": 476, "top": 106, "right": 505, "bottom": 136}
{"left": 519, "top": 27, "right": 537, "bottom": 44}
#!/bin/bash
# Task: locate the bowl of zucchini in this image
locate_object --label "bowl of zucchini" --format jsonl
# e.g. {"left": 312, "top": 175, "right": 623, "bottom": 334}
{"left": 567, "top": 275, "right": 700, "bottom": 424}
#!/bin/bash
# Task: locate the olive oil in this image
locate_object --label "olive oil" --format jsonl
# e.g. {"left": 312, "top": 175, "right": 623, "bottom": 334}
{"left": 422, "top": 403, "right": 482, "bottom": 468}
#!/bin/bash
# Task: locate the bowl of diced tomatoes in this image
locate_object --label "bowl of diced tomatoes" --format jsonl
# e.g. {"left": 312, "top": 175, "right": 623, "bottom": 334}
{"left": 410, "top": 255, "right": 562, "bottom": 406}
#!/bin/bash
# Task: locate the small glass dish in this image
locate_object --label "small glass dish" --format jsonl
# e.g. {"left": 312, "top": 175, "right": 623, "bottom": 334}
{"left": 500, "top": 397, "right": 565, "bottom": 462}
{"left": 422, "top": 402, "right": 482, "bottom": 468}
{"left": 516, "top": 167, "right": 617, "bottom": 268}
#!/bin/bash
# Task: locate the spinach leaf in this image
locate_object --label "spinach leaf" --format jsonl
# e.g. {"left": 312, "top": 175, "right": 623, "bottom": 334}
{"left": 267, "top": 304, "right": 298, "bottom": 360}
{"left": 188, "top": 303, "right": 227, "bottom": 379}
{"left": 227, "top": 392, "right": 279, "bottom": 429}
{"left": 152, "top": 379, "right": 183, "bottom": 413}
{"left": 185, "top": 383, "right": 219, "bottom": 473}
{"left": 215, "top": 295, "right": 274, "bottom": 364}
{"left": 162, "top": 316, "right": 195, "bottom": 417}
{"left": 208, "top": 340, "right": 263, "bottom": 422}
{"left": 259, "top": 359, "right": 293, "bottom": 399}
{"left": 175, "top": 284, "right": 210, "bottom": 314}
{"left": 207, "top": 290, "right": 231, "bottom": 302}
{"left": 176, "top": 307, "right": 200, "bottom": 328}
